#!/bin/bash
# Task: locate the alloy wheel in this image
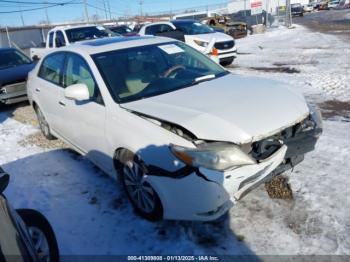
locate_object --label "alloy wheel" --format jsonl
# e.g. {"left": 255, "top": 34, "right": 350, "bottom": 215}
{"left": 123, "top": 161, "right": 156, "bottom": 214}
{"left": 37, "top": 108, "right": 50, "bottom": 137}
{"left": 28, "top": 226, "right": 50, "bottom": 262}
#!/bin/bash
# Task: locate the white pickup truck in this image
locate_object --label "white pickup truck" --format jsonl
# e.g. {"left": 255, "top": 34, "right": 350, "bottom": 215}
{"left": 30, "top": 24, "right": 116, "bottom": 60}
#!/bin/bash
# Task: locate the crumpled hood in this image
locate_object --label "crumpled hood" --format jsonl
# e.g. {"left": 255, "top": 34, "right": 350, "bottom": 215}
{"left": 121, "top": 74, "right": 310, "bottom": 144}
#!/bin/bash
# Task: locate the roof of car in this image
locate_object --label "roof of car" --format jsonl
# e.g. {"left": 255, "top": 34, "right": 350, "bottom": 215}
{"left": 60, "top": 35, "right": 176, "bottom": 55}
{"left": 49, "top": 24, "right": 101, "bottom": 32}
{"left": 171, "top": 20, "right": 197, "bottom": 24}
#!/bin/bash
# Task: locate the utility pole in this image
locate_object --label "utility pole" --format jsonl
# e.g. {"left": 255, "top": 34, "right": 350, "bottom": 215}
{"left": 139, "top": 0, "right": 143, "bottom": 21}
{"left": 83, "top": 0, "right": 90, "bottom": 23}
{"left": 19, "top": 5, "right": 25, "bottom": 26}
{"left": 103, "top": 0, "right": 108, "bottom": 20}
{"left": 44, "top": 0, "right": 50, "bottom": 25}
{"left": 107, "top": 0, "right": 112, "bottom": 20}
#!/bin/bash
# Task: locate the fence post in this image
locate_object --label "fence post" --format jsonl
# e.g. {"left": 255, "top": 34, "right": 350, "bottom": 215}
{"left": 5, "top": 26, "right": 12, "bottom": 47}
{"left": 285, "top": 0, "right": 292, "bottom": 27}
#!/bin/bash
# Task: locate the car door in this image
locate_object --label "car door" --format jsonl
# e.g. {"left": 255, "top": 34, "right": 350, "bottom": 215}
{"left": 62, "top": 52, "right": 109, "bottom": 168}
{"left": 36, "top": 52, "right": 67, "bottom": 135}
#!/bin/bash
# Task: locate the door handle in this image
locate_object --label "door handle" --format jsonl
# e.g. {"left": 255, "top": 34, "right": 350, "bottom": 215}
{"left": 58, "top": 101, "right": 66, "bottom": 106}
{"left": 35, "top": 88, "right": 40, "bottom": 92}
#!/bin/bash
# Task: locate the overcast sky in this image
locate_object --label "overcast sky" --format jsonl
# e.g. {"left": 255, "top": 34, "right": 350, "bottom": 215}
{"left": 0, "top": 0, "right": 228, "bottom": 26}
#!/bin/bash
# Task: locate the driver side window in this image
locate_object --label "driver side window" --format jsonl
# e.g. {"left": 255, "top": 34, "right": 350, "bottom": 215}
{"left": 63, "top": 53, "right": 104, "bottom": 105}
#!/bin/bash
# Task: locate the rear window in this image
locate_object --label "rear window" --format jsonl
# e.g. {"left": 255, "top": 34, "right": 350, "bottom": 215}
{"left": 65, "top": 26, "right": 115, "bottom": 43}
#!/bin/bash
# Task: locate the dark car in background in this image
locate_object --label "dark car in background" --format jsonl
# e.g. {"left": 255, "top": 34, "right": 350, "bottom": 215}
{"left": 0, "top": 166, "right": 59, "bottom": 262}
{"left": 109, "top": 25, "right": 139, "bottom": 36}
{"left": 291, "top": 3, "right": 304, "bottom": 16}
{"left": 0, "top": 48, "right": 35, "bottom": 104}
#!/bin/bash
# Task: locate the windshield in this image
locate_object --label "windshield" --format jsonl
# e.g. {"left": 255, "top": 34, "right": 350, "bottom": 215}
{"left": 92, "top": 41, "right": 228, "bottom": 103}
{"left": 173, "top": 21, "right": 215, "bottom": 35}
{"left": 111, "top": 26, "right": 132, "bottom": 34}
{"left": 291, "top": 3, "right": 301, "bottom": 7}
{"left": 0, "top": 49, "right": 32, "bottom": 69}
{"left": 65, "top": 26, "right": 116, "bottom": 43}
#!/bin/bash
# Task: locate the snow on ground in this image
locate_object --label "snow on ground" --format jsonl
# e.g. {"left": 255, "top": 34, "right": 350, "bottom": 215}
{"left": 0, "top": 25, "right": 349, "bottom": 257}
{"left": 232, "top": 25, "right": 350, "bottom": 103}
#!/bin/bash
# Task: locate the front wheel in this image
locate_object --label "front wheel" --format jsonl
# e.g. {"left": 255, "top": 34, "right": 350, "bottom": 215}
{"left": 118, "top": 152, "right": 163, "bottom": 221}
{"left": 17, "top": 209, "right": 59, "bottom": 262}
{"left": 35, "top": 106, "right": 56, "bottom": 140}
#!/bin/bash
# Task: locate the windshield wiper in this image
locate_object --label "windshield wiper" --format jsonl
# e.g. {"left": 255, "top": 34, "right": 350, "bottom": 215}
{"left": 193, "top": 74, "right": 216, "bottom": 84}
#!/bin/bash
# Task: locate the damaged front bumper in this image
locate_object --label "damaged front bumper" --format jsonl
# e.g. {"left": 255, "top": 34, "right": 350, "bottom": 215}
{"left": 146, "top": 109, "right": 322, "bottom": 221}
{"left": 146, "top": 145, "right": 287, "bottom": 221}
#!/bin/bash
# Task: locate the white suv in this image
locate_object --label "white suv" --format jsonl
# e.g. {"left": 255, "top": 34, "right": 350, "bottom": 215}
{"left": 27, "top": 36, "right": 322, "bottom": 221}
{"left": 138, "top": 20, "right": 237, "bottom": 66}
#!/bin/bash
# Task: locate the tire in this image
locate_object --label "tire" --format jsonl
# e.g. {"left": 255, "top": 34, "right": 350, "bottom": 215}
{"left": 117, "top": 151, "right": 163, "bottom": 221}
{"left": 16, "top": 209, "right": 59, "bottom": 262}
{"left": 35, "top": 106, "right": 56, "bottom": 140}
{"left": 220, "top": 57, "right": 234, "bottom": 66}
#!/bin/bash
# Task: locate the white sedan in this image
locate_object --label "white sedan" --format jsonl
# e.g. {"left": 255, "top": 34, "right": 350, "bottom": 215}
{"left": 27, "top": 36, "right": 322, "bottom": 221}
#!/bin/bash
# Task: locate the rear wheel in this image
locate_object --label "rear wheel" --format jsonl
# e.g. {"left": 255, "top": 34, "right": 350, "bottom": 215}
{"left": 17, "top": 209, "right": 59, "bottom": 262}
{"left": 117, "top": 151, "right": 163, "bottom": 221}
{"left": 35, "top": 106, "right": 56, "bottom": 140}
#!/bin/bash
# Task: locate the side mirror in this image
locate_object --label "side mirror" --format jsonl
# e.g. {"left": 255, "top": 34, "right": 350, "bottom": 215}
{"left": 64, "top": 83, "right": 90, "bottom": 101}
{"left": 0, "top": 167, "right": 9, "bottom": 194}
{"left": 32, "top": 55, "right": 40, "bottom": 62}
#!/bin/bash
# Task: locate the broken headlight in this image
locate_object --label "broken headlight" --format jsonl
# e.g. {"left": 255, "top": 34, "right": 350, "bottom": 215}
{"left": 170, "top": 143, "right": 256, "bottom": 171}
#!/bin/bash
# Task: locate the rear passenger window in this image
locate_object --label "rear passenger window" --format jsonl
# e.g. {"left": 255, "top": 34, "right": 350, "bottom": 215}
{"left": 48, "top": 32, "right": 54, "bottom": 48}
{"left": 38, "top": 53, "right": 65, "bottom": 86}
{"left": 145, "top": 25, "right": 162, "bottom": 35}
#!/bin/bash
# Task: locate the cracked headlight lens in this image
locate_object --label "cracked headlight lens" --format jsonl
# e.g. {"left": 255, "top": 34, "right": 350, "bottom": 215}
{"left": 170, "top": 143, "right": 256, "bottom": 171}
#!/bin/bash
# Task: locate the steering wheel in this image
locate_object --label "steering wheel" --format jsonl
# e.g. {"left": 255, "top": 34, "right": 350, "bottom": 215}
{"left": 162, "top": 65, "right": 185, "bottom": 78}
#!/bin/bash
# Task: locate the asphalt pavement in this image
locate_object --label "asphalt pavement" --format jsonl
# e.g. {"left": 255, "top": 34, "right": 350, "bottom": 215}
{"left": 293, "top": 9, "right": 350, "bottom": 40}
